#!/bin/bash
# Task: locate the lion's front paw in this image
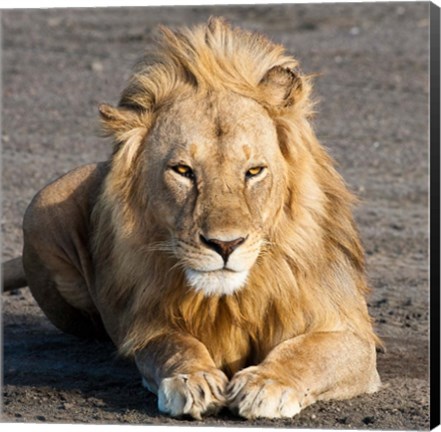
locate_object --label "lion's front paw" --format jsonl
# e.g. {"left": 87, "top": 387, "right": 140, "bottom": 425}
{"left": 227, "top": 366, "right": 303, "bottom": 419}
{"left": 158, "top": 369, "right": 228, "bottom": 419}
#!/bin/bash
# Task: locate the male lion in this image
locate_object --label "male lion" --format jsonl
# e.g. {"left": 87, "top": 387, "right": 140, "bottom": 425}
{"left": 3, "top": 18, "right": 381, "bottom": 420}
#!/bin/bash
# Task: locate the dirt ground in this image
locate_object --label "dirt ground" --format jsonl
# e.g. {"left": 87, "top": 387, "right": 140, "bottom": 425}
{"left": 1, "top": 3, "right": 431, "bottom": 430}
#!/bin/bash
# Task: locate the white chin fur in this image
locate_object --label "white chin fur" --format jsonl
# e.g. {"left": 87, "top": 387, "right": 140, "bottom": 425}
{"left": 185, "top": 269, "right": 248, "bottom": 296}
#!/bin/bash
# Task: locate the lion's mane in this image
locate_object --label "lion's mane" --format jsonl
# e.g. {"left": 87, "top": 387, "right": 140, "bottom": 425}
{"left": 92, "top": 18, "right": 378, "bottom": 367}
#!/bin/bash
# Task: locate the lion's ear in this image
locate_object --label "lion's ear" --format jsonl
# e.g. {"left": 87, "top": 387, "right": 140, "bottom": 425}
{"left": 98, "top": 103, "right": 147, "bottom": 138}
{"left": 258, "top": 66, "right": 304, "bottom": 109}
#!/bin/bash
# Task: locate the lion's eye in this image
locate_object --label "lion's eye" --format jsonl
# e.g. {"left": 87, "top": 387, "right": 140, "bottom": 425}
{"left": 172, "top": 164, "right": 195, "bottom": 180}
{"left": 246, "top": 166, "right": 265, "bottom": 179}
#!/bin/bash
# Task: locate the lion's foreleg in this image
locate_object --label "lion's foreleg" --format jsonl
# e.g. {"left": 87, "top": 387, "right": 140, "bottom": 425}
{"left": 134, "top": 332, "right": 228, "bottom": 419}
{"left": 227, "top": 331, "right": 381, "bottom": 419}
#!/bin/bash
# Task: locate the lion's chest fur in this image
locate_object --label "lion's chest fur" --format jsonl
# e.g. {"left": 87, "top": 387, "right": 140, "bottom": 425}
{"left": 168, "top": 288, "right": 294, "bottom": 376}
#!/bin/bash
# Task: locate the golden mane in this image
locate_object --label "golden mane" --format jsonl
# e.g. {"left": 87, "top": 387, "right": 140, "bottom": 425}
{"left": 92, "top": 18, "right": 379, "bottom": 369}
{"left": 123, "top": 18, "right": 310, "bottom": 111}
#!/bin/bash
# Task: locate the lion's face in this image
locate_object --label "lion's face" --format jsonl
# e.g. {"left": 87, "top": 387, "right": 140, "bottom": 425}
{"left": 144, "top": 91, "right": 287, "bottom": 295}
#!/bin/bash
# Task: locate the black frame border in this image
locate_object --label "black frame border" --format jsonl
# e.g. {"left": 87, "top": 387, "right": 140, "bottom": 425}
{"left": 430, "top": 2, "right": 440, "bottom": 430}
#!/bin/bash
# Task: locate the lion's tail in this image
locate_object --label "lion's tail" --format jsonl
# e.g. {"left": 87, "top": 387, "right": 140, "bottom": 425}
{"left": 2, "top": 257, "right": 27, "bottom": 291}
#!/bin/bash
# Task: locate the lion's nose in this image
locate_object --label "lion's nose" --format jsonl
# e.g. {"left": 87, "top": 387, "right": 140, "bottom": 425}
{"left": 200, "top": 235, "right": 246, "bottom": 264}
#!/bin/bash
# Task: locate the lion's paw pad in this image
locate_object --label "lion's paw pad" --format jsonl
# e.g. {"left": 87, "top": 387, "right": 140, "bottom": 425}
{"left": 158, "top": 370, "right": 228, "bottom": 419}
{"left": 227, "top": 367, "right": 302, "bottom": 419}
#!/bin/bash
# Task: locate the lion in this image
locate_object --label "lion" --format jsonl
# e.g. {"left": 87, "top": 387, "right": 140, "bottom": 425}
{"left": 2, "top": 18, "right": 381, "bottom": 420}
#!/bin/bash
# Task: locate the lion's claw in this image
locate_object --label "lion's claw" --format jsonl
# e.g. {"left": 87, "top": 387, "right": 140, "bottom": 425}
{"left": 158, "top": 370, "right": 228, "bottom": 419}
{"left": 227, "top": 366, "right": 302, "bottom": 419}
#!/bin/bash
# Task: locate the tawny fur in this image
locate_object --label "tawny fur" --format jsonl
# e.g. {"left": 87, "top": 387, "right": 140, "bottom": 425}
{"left": 93, "top": 18, "right": 379, "bottom": 364}
{"left": 6, "top": 18, "right": 381, "bottom": 420}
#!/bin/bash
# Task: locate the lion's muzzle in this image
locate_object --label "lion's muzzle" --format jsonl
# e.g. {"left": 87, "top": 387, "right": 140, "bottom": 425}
{"left": 199, "top": 234, "right": 247, "bottom": 265}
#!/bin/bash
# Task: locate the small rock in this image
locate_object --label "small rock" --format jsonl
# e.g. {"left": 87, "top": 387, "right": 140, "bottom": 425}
{"left": 36, "top": 415, "right": 46, "bottom": 422}
{"left": 373, "top": 141, "right": 380, "bottom": 148}
{"left": 2, "top": 134, "right": 10, "bottom": 143}
{"left": 334, "top": 55, "right": 343, "bottom": 64}
{"left": 337, "top": 416, "right": 348, "bottom": 424}
{"left": 48, "top": 17, "right": 62, "bottom": 27}
{"left": 396, "top": 6, "right": 405, "bottom": 15}
{"left": 390, "top": 223, "right": 404, "bottom": 231}
{"left": 311, "top": 414, "right": 316, "bottom": 419}
{"left": 349, "top": 27, "right": 360, "bottom": 36}
{"left": 14, "top": 413, "right": 22, "bottom": 418}
{"left": 90, "top": 398, "right": 106, "bottom": 407}
{"left": 91, "top": 61, "right": 104, "bottom": 73}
